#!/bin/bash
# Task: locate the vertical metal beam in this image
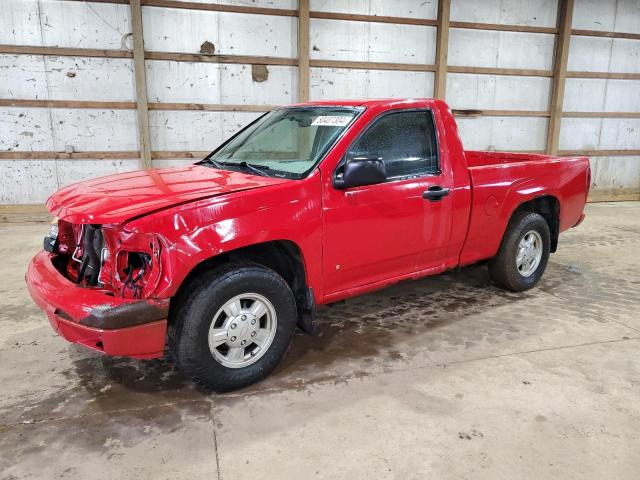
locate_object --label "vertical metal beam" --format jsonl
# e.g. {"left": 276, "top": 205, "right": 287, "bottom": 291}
{"left": 297, "top": 0, "right": 310, "bottom": 102}
{"left": 130, "top": 0, "right": 152, "bottom": 168}
{"left": 434, "top": 0, "right": 451, "bottom": 99}
{"left": 546, "top": 0, "right": 575, "bottom": 155}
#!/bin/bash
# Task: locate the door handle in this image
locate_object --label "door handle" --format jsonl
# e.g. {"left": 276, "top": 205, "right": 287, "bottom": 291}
{"left": 422, "top": 185, "right": 449, "bottom": 201}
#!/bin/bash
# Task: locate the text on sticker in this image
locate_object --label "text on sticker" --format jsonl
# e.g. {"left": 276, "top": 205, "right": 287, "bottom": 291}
{"left": 311, "top": 116, "right": 351, "bottom": 127}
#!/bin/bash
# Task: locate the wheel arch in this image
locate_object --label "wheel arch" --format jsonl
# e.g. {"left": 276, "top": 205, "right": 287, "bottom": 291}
{"left": 169, "top": 239, "right": 316, "bottom": 333}
{"left": 507, "top": 195, "right": 560, "bottom": 252}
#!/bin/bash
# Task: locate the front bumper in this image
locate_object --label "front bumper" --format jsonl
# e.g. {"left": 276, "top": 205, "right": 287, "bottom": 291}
{"left": 26, "top": 251, "right": 168, "bottom": 359}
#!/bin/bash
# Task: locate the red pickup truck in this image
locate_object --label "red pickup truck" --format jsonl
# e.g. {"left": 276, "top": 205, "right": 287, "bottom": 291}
{"left": 27, "top": 99, "right": 590, "bottom": 391}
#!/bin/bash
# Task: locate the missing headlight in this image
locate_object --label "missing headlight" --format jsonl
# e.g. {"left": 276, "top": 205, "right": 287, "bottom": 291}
{"left": 117, "top": 251, "right": 153, "bottom": 298}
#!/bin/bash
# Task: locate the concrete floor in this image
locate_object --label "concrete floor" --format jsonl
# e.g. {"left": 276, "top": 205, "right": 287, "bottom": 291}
{"left": 1, "top": 202, "right": 639, "bottom": 479}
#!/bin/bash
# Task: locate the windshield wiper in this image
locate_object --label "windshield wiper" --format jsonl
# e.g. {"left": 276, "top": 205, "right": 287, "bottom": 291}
{"left": 235, "top": 161, "right": 272, "bottom": 177}
{"left": 201, "top": 158, "right": 272, "bottom": 177}
{"left": 200, "top": 157, "right": 225, "bottom": 169}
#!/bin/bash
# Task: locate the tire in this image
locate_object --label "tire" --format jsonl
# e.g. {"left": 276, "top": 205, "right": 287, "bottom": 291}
{"left": 168, "top": 262, "right": 297, "bottom": 392}
{"left": 488, "top": 212, "right": 551, "bottom": 292}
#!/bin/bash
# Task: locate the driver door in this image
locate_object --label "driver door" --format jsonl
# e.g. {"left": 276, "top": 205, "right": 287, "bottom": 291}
{"left": 322, "top": 109, "right": 451, "bottom": 295}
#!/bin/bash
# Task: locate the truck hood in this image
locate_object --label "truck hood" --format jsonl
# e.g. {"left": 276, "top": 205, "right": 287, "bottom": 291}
{"left": 47, "top": 165, "right": 290, "bottom": 224}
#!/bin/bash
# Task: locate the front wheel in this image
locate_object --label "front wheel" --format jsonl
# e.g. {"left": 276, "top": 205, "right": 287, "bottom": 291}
{"left": 169, "top": 263, "right": 297, "bottom": 392}
{"left": 488, "top": 212, "right": 551, "bottom": 292}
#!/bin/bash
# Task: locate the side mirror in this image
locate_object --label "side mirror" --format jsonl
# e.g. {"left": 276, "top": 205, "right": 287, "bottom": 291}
{"left": 333, "top": 155, "right": 386, "bottom": 189}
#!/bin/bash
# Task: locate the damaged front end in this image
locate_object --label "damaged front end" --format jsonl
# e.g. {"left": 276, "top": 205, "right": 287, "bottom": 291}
{"left": 47, "top": 219, "right": 163, "bottom": 300}
{"left": 28, "top": 219, "right": 169, "bottom": 358}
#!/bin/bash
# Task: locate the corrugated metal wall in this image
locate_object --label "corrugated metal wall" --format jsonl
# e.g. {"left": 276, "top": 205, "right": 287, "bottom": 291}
{"left": 1, "top": 0, "right": 638, "bottom": 212}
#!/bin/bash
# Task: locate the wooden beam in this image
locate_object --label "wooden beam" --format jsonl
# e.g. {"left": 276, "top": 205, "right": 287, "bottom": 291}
{"left": 0, "top": 44, "right": 132, "bottom": 58}
{"left": 309, "top": 11, "right": 437, "bottom": 27}
{"left": 447, "top": 65, "right": 553, "bottom": 77}
{"left": 130, "top": 0, "right": 152, "bottom": 169}
{"left": 434, "top": 0, "right": 451, "bottom": 99}
{"left": 0, "top": 99, "right": 136, "bottom": 109}
{"left": 0, "top": 151, "right": 140, "bottom": 160}
{"left": 0, "top": 99, "right": 275, "bottom": 112}
{"left": 571, "top": 28, "right": 640, "bottom": 41}
{"left": 588, "top": 190, "right": 640, "bottom": 202}
{"left": 144, "top": 51, "right": 297, "bottom": 65}
{"left": 141, "top": 0, "right": 297, "bottom": 17}
{"left": 152, "top": 151, "right": 210, "bottom": 159}
{"left": 566, "top": 71, "right": 640, "bottom": 80}
{"left": 562, "top": 112, "right": 640, "bottom": 118}
{"left": 3, "top": 149, "right": 637, "bottom": 161}
{"left": 450, "top": 21, "right": 557, "bottom": 34}
{"left": 298, "top": 0, "right": 310, "bottom": 102}
{"left": 310, "top": 59, "right": 436, "bottom": 72}
{"left": 559, "top": 149, "right": 640, "bottom": 156}
{"left": 546, "top": 0, "right": 574, "bottom": 156}
{"left": 65, "top": 0, "right": 130, "bottom": 3}
{"left": 0, "top": 204, "right": 51, "bottom": 224}
{"left": 148, "top": 103, "right": 275, "bottom": 112}
{"left": 453, "top": 109, "right": 550, "bottom": 117}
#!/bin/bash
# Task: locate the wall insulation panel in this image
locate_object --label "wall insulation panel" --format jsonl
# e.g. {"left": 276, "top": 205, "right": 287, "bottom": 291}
{"left": 446, "top": 74, "right": 551, "bottom": 111}
{"left": 146, "top": 61, "right": 297, "bottom": 104}
{"left": 310, "top": 68, "right": 434, "bottom": 99}
{"left": 142, "top": 8, "right": 297, "bottom": 57}
{"left": 310, "top": 0, "right": 437, "bottom": 18}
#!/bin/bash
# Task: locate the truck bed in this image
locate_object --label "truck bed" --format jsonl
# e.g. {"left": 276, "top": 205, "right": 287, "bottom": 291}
{"left": 465, "top": 150, "right": 563, "bottom": 168}
{"left": 458, "top": 150, "right": 591, "bottom": 267}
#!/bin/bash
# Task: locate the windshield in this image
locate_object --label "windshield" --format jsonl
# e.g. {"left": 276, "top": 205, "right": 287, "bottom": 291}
{"left": 202, "top": 106, "right": 362, "bottom": 179}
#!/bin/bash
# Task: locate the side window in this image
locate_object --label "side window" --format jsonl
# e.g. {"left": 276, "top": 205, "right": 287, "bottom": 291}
{"left": 348, "top": 110, "right": 439, "bottom": 180}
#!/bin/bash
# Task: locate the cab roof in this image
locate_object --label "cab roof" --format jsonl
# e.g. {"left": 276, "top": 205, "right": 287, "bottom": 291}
{"left": 290, "top": 98, "right": 444, "bottom": 109}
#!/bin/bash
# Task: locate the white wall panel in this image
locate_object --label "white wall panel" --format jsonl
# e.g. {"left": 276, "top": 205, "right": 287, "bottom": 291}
{"left": 614, "top": 0, "right": 640, "bottom": 33}
{"left": 560, "top": 118, "right": 640, "bottom": 150}
{"left": 49, "top": 109, "right": 139, "bottom": 151}
{"left": 559, "top": 118, "right": 602, "bottom": 150}
{"left": 39, "top": 1, "right": 131, "bottom": 49}
{"left": 573, "top": 0, "right": 640, "bottom": 33}
{"left": 0, "top": 161, "right": 58, "bottom": 204}
{"left": 569, "top": 37, "right": 640, "bottom": 73}
{"left": 149, "top": 111, "right": 261, "bottom": 151}
{"left": 311, "top": 0, "right": 437, "bottom": 19}
{"left": 220, "top": 64, "right": 297, "bottom": 105}
{"left": 146, "top": 61, "right": 297, "bottom": 104}
{"left": 43, "top": 57, "right": 136, "bottom": 102}
{"left": 56, "top": 160, "right": 140, "bottom": 188}
{"left": 310, "top": 19, "right": 436, "bottom": 64}
{"left": 572, "top": 0, "right": 617, "bottom": 31}
{"left": 0, "top": 159, "right": 141, "bottom": 204}
{"left": 146, "top": 60, "right": 221, "bottom": 104}
{"left": 589, "top": 156, "right": 640, "bottom": 192}
{"left": 456, "top": 117, "right": 548, "bottom": 150}
{"left": 451, "top": 0, "right": 558, "bottom": 27}
{"left": 599, "top": 119, "right": 640, "bottom": 150}
{"left": 0, "top": 55, "right": 48, "bottom": 99}
{"left": 446, "top": 74, "right": 551, "bottom": 110}
{"left": 168, "top": 0, "right": 296, "bottom": 7}
{"left": 0, "top": 55, "right": 135, "bottom": 102}
{"left": 449, "top": 29, "right": 555, "bottom": 70}
{"left": 310, "top": 67, "right": 434, "bottom": 99}
{"left": 564, "top": 78, "right": 640, "bottom": 112}
{"left": 0, "top": 108, "right": 54, "bottom": 151}
{"left": 0, "top": 1, "right": 130, "bottom": 49}
{"left": 0, "top": 1, "right": 42, "bottom": 46}
{"left": 142, "top": 8, "right": 296, "bottom": 57}
{"left": 563, "top": 79, "right": 607, "bottom": 112}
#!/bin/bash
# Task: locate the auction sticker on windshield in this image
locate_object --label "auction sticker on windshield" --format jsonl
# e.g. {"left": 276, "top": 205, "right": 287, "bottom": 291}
{"left": 311, "top": 116, "right": 352, "bottom": 127}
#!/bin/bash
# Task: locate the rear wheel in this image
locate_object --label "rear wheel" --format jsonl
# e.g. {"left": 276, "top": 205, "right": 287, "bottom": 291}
{"left": 169, "top": 263, "right": 297, "bottom": 392}
{"left": 488, "top": 212, "right": 551, "bottom": 292}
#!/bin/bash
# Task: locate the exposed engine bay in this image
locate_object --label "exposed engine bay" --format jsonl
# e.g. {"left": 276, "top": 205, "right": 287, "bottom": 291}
{"left": 45, "top": 219, "right": 162, "bottom": 299}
